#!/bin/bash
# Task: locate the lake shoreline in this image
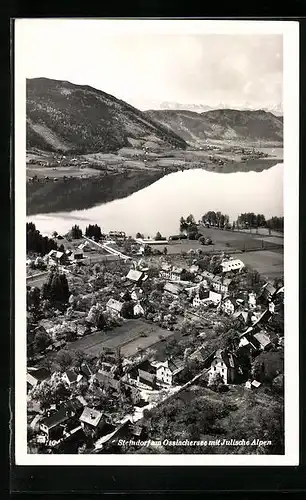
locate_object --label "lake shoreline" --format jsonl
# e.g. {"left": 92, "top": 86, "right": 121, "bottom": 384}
{"left": 27, "top": 159, "right": 283, "bottom": 217}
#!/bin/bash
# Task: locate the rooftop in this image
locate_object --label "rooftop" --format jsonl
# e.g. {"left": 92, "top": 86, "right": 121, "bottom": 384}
{"left": 79, "top": 407, "right": 104, "bottom": 427}
{"left": 164, "top": 282, "right": 182, "bottom": 295}
{"left": 126, "top": 269, "right": 144, "bottom": 282}
{"left": 106, "top": 298, "right": 124, "bottom": 313}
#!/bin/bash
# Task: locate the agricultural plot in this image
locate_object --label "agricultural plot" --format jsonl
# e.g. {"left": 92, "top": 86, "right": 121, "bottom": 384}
{"left": 67, "top": 319, "right": 172, "bottom": 358}
{"left": 235, "top": 250, "right": 284, "bottom": 280}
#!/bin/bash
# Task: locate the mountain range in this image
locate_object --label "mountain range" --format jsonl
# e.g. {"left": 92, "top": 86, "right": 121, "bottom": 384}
{"left": 145, "top": 109, "right": 283, "bottom": 146}
{"left": 26, "top": 78, "right": 283, "bottom": 154}
{"left": 26, "top": 78, "right": 187, "bottom": 154}
{"left": 157, "top": 101, "right": 283, "bottom": 117}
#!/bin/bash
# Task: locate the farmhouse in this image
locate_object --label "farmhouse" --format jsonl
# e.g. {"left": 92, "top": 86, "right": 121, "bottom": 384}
{"left": 152, "top": 358, "right": 185, "bottom": 386}
{"left": 136, "top": 360, "right": 157, "bottom": 389}
{"left": 71, "top": 249, "right": 84, "bottom": 261}
{"left": 106, "top": 298, "right": 124, "bottom": 318}
{"left": 208, "top": 349, "right": 240, "bottom": 385}
{"left": 221, "top": 259, "right": 245, "bottom": 273}
{"left": 94, "top": 371, "right": 121, "bottom": 393}
{"left": 46, "top": 250, "right": 65, "bottom": 265}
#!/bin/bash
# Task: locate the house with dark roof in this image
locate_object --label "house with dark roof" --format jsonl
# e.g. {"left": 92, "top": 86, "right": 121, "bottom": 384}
{"left": 27, "top": 367, "right": 51, "bottom": 389}
{"left": 135, "top": 360, "right": 157, "bottom": 389}
{"left": 80, "top": 361, "right": 94, "bottom": 380}
{"left": 62, "top": 370, "right": 82, "bottom": 387}
{"left": 261, "top": 282, "right": 277, "bottom": 302}
{"left": 211, "top": 275, "right": 222, "bottom": 293}
{"left": 40, "top": 398, "right": 83, "bottom": 440}
{"left": 208, "top": 349, "right": 241, "bottom": 385}
{"left": 152, "top": 358, "right": 185, "bottom": 386}
{"left": 192, "top": 287, "right": 210, "bottom": 307}
{"left": 233, "top": 309, "right": 250, "bottom": 326}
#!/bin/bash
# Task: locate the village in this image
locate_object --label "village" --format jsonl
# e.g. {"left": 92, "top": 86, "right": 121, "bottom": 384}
{"left": 26, "top": 221, "right": 284, "bottom": 455}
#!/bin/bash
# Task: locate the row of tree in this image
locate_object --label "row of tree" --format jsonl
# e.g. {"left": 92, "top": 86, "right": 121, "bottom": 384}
{"left": 201, "top": 211, "right": 230, "bottom": 228}
{"left": 236, "top": 213, "right": 283, "bottom": 232}
{"left": 237, "top": 213, "right": 267, "bottom": 228}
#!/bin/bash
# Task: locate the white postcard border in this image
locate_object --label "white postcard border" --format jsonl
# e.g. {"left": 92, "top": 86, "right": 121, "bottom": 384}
{"left": 14, "top": 19, "right": 299, "bottom": 466}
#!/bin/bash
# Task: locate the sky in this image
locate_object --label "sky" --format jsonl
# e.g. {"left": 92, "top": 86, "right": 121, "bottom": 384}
{"left": 16, "top": 20, "right": 283, "bottom": 111}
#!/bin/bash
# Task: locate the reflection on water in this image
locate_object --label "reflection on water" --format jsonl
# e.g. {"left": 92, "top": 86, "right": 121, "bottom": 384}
{"left": 27, "top": 163, "right": 283, "bottom": 238}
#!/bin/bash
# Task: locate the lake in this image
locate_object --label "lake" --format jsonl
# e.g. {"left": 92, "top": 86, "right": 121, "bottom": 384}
{"left": 27, "top": 162, "right": 283, "bottom": 238}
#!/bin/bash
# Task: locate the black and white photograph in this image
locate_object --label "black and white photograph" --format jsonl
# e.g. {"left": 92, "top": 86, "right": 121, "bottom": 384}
{"left": 14, "top": 19, "right": 299, "bottom": 465}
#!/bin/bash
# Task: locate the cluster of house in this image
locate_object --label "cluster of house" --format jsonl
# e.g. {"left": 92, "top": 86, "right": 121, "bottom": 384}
{"left": 105, "top": 267, "right": 149, "bottom": 319}
{"left": 27, "top": 359, "right": 146, "bottom": 448}
{"left": 46, "top": 247, "right": 85, "bottom": 265}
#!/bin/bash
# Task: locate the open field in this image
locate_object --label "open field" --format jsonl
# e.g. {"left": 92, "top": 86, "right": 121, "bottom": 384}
{"left": 67, "top": 319, "right": 173, "bottom": 358}
{"left": 235, "top": 250, "right": 284, "bottom": 280}
{"left": 27, "top": 165, "right": 102, "bottom": 179}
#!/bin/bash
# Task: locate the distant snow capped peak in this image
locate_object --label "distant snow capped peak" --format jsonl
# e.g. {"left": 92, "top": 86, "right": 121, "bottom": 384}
{"left": 156, "top": 101, "right": 283, "bottom": 116}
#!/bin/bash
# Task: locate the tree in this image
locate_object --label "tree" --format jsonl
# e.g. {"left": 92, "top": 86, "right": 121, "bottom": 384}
{"left": 31, "top": 378, "right": 71, "bottom": 410}
{"left": 179, "top": 217, "right": 188, "bottom": 233}
{"left": 55, "top": 349, "right": 74, "bottom": 371}
{"left": 186, "top": 214, "right": 195, "bottom": 225}
{"left": 85, "top": 224, "right": 102, "bottom": 240}
{"left": 155, "top": 231, "right": 163, "bottom": 241}
{"left": 209, "top": 372, "right": 227, "bottom": 392}
{"left": 43, "top": 270, "right": 70, "bottom": 305}
{"left": 136, "top": 232, "right": 144, "bottom": 239}
{"left": 26, "top": 223, "right": 58, "bottom": 256}
{"left": 70, "top": 224, "right": 82, "bottom": 239}
{"left": 33, "top": 329, "right": 51, "bottom": 353}
{"left": 163, "top": 247, "right": 168, "bottom": 255}
{"left": 121, "top": 301, "right": 134, "bottom": 319}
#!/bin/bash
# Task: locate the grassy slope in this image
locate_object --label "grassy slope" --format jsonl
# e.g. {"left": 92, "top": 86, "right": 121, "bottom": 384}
{"left": 26, "top": 78, "right": 187, "bottom": 154}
